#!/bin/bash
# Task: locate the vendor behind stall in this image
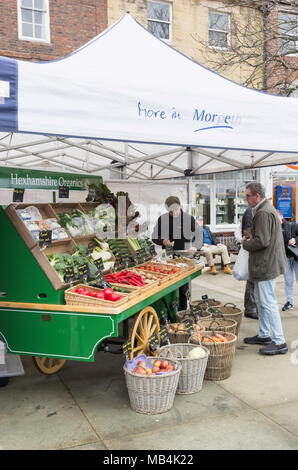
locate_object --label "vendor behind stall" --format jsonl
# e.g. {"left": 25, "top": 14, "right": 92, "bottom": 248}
{"left": 151, "top": 196, "right": 203, "bottom": 310}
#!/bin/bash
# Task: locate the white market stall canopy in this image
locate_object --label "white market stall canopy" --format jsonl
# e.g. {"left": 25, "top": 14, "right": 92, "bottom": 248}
{"left": 0, "top": 13, "right": 298, "bottom": 179}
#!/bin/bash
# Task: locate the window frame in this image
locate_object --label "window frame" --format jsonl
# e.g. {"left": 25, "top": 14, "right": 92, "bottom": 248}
{"left": 147, "top": 0, "right": 172, "bottom": 42}
{"left": 17, "top": 0, "right": 51, "bottom": 44}
{"left": 208, "top": 10, "right": 230, "bottom": 50}
{"left": 278, "top": 10, "right": 298, "bottom": 56}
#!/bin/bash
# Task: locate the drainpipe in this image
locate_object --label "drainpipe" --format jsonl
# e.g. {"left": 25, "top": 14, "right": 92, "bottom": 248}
{"left": 263, "top": 2, "right": 270, "bottom": 92}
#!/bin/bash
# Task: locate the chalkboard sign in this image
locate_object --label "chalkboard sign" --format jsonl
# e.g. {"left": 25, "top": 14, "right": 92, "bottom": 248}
{"left": 64, "top": 266, "right": 75, "bottom": 283}
{"left": 94, "top": 258, "right": 104, "bottom": 271}
{"left": 134, "top": 251, "right": 142, "bottom": 265}
{"left": 159, "top": 327, "right": 169, "bottom": 343}
{"left": 39, "top": 230, "right": 52, "bottom": 247}
{"left": 183, "top": 319, "right": 194, "bottom": 334}
{"left": 122, "top": 340, "right": 132, "bottom": 356}
{"left": 58, "top": 186, "right": 69, "bottom": 198}
{"left": 87, "top": 241, "right": 96, "bottom": 256}
{"left": 149, "top": 244, "right": 156, "bottom": 256}
{"left": 78, "top": 263, "right": 90, "bottom": 279}
{"left": 202, "top": 294, "right": 209, "bottom": 301}
{"left": 149, "top": 333, "right": 160, "bottom": 351}
{"left": 13, "top": 188, "right": 25, "bottom": 202}
{"left": 121, "top": 253, "right": 130, "bottom": 266}
{"left": 166, "top": 246, "right": 174, "bottom": 259}
{"left": 88, "top": 187, "right": 97, "bottom": 201}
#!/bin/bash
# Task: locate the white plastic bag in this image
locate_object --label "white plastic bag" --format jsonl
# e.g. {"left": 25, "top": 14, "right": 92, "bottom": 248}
{"left": 232, "top": 246, "right": 249, "bottom": 281}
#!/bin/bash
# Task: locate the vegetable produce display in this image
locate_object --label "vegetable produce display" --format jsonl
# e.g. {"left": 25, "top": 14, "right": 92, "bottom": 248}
{"left": 107, "top": 238, "right": 134, "bottom": 265}
{"left": 193, "top": 333, "right": 229, "bottom": 343}
{"left": 57, "top": 208, "right": 94, "bottom": 237}
{"left": 104, "top": 270, "right": 145, "bottom": 287}
{"left": 73, "top": 286, "right": 122, "bottom": 302}
{"left": 167, "top": 323, "right": 202, "bottom": 334}
{"left": 17, "top": 206, "right": 68, "bottom": 241}
{"left": 47, "top": 238, "right": 115, "bottom": 282}
{"left": 136, "top": 263, "right": 178, "bottom": 275}
{"left": 133, "top": 359, "right": 175, "bottom": 376}
{"left": 186, "top": 347, "right": 207, "bottom": 359}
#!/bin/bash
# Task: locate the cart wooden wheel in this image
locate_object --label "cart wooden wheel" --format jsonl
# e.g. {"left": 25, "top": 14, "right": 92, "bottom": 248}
{"left": 33, "top": 356, "right": 66, "bottom": 375}
{"left": 129, "top": 306, "right": 160, "bottom": 360}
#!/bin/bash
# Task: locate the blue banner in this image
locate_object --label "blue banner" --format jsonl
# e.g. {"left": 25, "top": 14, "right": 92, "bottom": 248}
{"left": 0, "top": 56, "right": 18, "bottom": 131}
{"left": 276, "top": 186, "right": 292, "bottom": 218}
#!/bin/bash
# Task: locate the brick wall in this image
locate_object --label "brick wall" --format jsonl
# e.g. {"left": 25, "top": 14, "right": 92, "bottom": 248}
{"left": 0, "top": 0, "right": 107, "bottom": 61}
{"left": 266, "top": 7, "right": 298, "bottom": 94}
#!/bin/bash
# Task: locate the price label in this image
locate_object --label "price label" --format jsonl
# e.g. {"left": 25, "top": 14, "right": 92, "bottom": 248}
{"left": 148, "top": 333, "right": 160, "bottom": 352}
{"left": 64, "top": 266, "right": 75, "bottom": 283}
{"left": 134, "top": 251, "right": 142, "bottom": 265}
{"left": 58, "top": 186, "right": 69, "bottom": 198}
{"left": 87, "top": 241, "right": 96, "bottom": 256}
{"left": 39, "top": 230, "right": 52, "bottom": 247}
{"left": 190, "top": 304, "right": 201, "bottom": 314}
{"left": 13, "top": 188, "right": 25, "bottom": 202}
{"left": 149, "top": 244, "right": 156, "bottom": 256}
{"left": 166, "top": 246, "right": 174, "bottom": 259}
{"left": 139, "top": 248, "right": 147, "bottom": 259}
{"left": 94, "top": 258, "right": 104, "bottom": 271}
{"left": 159, "top": 327, "right": 169, "bottom": 343}
{"left": 183, "top": 319, "right": 194, "bottom": 334}
{"left": 105, "top": 193, "right": 114, "bottom": 203}
{"left": 78, "top": 263, "right": 90, "bottom": 279}
{"left": 202, "top": 294, "right": 209, "bottom": 301}
{"left": 88, "top": 187, "right": 97, "bottom": 201}
{"left": 121, "top": 253, "right": 130, "bottom": 266}
{"left": 122, "top": 340, "right": 132, "bottom": 356}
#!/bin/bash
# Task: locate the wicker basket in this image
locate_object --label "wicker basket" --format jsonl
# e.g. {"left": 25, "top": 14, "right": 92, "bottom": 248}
{"left": 123, "top": 356, "right": 181, "bottom": 414}
{"left": 208, "top": 303, "right": 243, "bottom": 336}
{"left": 176, "top": 308, "right": 212, "bottom": 323}
{"left": 197, "top": 317, "right": 237, "bottom": 336}
{"left": 64, "top": 283, "right": 129, "bottom": 308}
{"left": 190, "top": 299, "right": 223, "bottom": 311}
{"left": 190, "top": 331, "right": 237, "bottom": 381}
{"left": 167, "top": 322, "right": 203, "bottom": 344}
{"left": 157, "top": 342, "right": 209, "bottom": 394}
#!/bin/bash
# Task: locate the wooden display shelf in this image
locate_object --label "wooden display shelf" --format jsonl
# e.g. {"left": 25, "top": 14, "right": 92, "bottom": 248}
{"left": 0, "top": 266, "right": 202, "bottom": 315}
{"left": 31, "top": 239, "right": 77, "bottom": 291}
{"left": 5, "top": 203, "right": 61, "bottom": 251}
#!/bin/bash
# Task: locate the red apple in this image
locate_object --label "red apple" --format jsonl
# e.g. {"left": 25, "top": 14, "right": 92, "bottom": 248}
{"left": 160, "top": 360, "right": 169, "bottom": 369}
{"left": 137, "top": 360, "right": 146, "bottom": 367}
{"left": 166, "top": 365, "right": 175, "bottom": 372}
{"left": 153, "top": 359, "right": 161, "bottom": 368}
{"left": 152, "top": 366, "right": 160, "bottom": 373}
{"left": 134, "top": 366, "right": 147, "bottom": 375}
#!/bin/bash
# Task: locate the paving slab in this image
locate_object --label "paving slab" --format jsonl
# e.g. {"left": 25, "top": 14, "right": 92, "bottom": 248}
{"left": 104, "top": 410, "right": 298, "bottom": 450}
{"left": 260, "top": 401, "right": 298, "bottom": 438}
{"left": 0, "top": 357, "right": 100, "bottom": 450}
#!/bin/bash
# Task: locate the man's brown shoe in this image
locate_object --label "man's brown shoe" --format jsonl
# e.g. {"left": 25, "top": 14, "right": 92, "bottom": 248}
{"left": 210, "top": 265, "right": 217, "bottom": 275}
{"left": 224, "top": 264, "right": 232, "bottom": 275}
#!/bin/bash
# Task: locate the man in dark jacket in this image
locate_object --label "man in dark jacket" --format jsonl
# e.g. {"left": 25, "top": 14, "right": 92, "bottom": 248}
{"left": 242, "top": 182, "right": 288, "bottom": 355}
{"left": 242, "top": 207, "right": 258, "bottom": 320}
{"left": 151, "top": 196, "right": 203, "bottom": 310}
{"left": 277, "top": 210, "right": 298, "bottom": 311}
{"left": 197, "top": 217, "right": 232, "bottom": 275}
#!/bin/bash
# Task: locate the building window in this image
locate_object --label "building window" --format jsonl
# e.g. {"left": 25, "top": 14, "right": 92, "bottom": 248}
{"left": 278, "top": 12, "right": 298, "bottom": 55}
{"left": 208, "top": 11, "right": 230, "bottom": 49}
{"left": 18, "top": 0, "right": 50, "bottom": 43}
{"left": 147, "top": 1, "right": 172, "bottom": 41}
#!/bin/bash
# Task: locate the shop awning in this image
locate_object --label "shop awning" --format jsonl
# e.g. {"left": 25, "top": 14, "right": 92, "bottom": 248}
{"left": 0, "top": 13, "right": 298, "bottom": 179}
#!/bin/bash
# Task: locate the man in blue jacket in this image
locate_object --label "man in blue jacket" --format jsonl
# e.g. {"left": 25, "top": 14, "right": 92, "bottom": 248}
{"left": 197, "top": 217, "right": 232, "bottom": 275}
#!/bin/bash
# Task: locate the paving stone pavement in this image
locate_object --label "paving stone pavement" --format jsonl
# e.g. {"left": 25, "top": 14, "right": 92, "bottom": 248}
{"left": 1, "top": 269, "right": 298, "bottom": 450}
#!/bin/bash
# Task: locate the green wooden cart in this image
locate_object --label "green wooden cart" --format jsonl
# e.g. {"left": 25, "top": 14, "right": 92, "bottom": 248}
{"left": 0, "top": 205, "right": 202, "bottom": 375}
